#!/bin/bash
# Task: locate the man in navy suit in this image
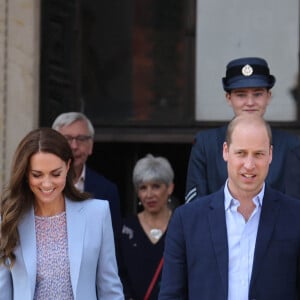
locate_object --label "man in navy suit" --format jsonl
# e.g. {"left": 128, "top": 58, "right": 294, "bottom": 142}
{"left": 159, "top": 115, "right": 300, "bottom": 299}
{"left": 185, "top": 57, "right": 300, "bottom": 203}
{"left": 52, "top": 112, "right": 122, "bottom": 238}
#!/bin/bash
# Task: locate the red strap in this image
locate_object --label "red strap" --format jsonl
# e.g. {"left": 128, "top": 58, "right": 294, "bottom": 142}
{"left": 144, "top": 257, "right": 164, "bottom": 300}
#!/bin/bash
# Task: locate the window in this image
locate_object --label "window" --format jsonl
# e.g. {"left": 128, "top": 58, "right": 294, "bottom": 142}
{"left": 80, "top": 0, "right": 195, "bottom": 126}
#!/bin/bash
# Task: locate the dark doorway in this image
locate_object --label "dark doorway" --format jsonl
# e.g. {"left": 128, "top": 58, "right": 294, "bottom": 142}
{"left": 87, "top": 141, "right": 191, "bottom": 216}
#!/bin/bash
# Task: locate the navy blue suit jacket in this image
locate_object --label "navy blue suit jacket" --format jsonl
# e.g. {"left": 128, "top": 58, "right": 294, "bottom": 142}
{"left": 285, "top": 145, "right": 300, "bottom": 199}
{"left": 185, "top": 125, "right": 300, "bottom": 202}
{"left": 159, "top": 186, "right": 300, "bottom": 299}
{"left": 85, "top": 166, "right": 122, "bottom": 239}
{"left": 85, "top": 167, "right": 130, "bottom": 285}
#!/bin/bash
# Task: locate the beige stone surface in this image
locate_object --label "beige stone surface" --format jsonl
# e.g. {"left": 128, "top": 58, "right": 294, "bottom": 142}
{"left": 0, "top": 0, "right": 40, "bottom": 191}
{"left": 0, "top": 0, "right": 7, "bottom": 190}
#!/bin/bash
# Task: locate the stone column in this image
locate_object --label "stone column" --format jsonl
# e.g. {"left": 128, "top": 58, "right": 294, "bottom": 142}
{"left": 0, "top": 0, "right": 40, "bottom": 191}
{"left": 0, "top": 0, "right": 6, "bottom": 191}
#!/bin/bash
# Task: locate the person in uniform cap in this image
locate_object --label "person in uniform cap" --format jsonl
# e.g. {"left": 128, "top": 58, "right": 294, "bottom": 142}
{"left": 185, "top": 57, "right": 300, "bottom": 203}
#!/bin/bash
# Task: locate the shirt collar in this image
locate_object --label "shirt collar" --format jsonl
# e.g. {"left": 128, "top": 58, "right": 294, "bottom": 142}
{"left": 78, "top": 164, "right": 86, "bottom": 183}
{"left": 224, "top": 179, "right": 265, "bottom": 210}
{"left": 74, "top": 164, "right": 86, "bottom": 192}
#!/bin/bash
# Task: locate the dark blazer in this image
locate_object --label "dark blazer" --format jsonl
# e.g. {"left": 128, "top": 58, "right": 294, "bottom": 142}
{"left": 285, "top": 145, "right": 300, "bottom": 199}
{"left": 85, "top": 167, "right": 129, "bottom": 286}
{"left": 185, "top": 125, "right": 300, "bottom": 202}
{"left": 85, "top": 166, "right": 122, "bottom": 239}
{"left": 159, "top": 186, "right": 300, "bottom": 300}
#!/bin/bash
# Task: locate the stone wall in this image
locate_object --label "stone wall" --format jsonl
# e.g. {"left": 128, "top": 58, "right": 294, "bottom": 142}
{"left": 0, "top": 0, "right": 40, "bottom": 191}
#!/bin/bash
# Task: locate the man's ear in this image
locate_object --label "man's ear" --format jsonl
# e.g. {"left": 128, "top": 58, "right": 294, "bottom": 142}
{"left": 88, "top": 140, "right": 93, "bottom": 156}
{"left": 269, "top": 145, "right": 273, "bottom": 164}
{"left": 223, "top": 141, "right": 229, "bottom": 162}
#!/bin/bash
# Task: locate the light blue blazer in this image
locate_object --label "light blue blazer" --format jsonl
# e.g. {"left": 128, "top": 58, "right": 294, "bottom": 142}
{"left": 0, "top": 197, "right": 124, "bottom": 300}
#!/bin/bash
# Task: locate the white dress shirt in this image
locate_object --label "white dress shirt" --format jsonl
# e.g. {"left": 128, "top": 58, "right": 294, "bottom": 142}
{"left": 224, "top": 181, "right": 264, "bottom": 300}
{"left": 74, "top": 164, "right": 86, "bottom": 192}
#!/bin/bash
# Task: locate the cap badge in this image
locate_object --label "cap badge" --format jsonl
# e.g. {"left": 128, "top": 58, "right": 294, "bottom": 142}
{"left": 241, "top": 64, "right": 253, "bottom": 76}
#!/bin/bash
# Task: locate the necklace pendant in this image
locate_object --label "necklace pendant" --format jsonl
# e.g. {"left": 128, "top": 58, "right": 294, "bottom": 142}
{"left": 150, "top": 228, "right": 162, "bottom": 240}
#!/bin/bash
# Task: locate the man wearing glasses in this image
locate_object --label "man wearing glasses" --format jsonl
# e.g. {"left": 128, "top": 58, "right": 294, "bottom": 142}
{"left": 52, "top": 112, "right": 122, "bottom": 241}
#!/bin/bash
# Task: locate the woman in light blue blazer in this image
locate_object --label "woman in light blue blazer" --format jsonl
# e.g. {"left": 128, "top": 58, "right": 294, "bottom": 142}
{"left": 0, "top": 128, "right": 124, "bottom": 300}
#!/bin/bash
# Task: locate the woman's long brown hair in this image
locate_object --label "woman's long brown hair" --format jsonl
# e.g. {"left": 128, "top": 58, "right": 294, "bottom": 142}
{"left": 0, "top": 128, "right": 90, "bottom": 268}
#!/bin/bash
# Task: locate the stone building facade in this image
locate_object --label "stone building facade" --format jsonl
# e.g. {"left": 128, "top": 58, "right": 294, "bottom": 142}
{"left": 0, "top": 0, "right": 40, "bottom": 190}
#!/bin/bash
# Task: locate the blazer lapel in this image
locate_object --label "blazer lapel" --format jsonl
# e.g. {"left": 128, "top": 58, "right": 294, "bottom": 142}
{"left": 66, "top": 198, "right": 86, "bottom": 297}
{"left": 249, "top": 187, "right": 281, "bottom": 290}
{"left": 208, "top": 190, "right": 229, "bottom": 298}
{"left": 18, "top": 208, "right": 37, "bottom": 298}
